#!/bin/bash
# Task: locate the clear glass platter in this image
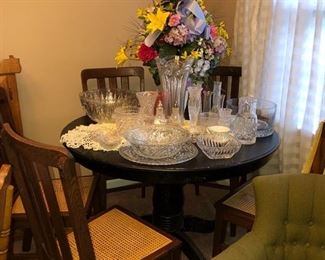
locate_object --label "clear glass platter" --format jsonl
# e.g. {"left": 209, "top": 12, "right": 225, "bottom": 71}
{"left": 119, "top": 142, "right": 198, "bottom": 166}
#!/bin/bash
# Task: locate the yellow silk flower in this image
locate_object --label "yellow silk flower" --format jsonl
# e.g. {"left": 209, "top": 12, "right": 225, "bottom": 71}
{"left": 115, "top": 47, "right": 128, "bottom": 65}
{"left": 191, "top": 50, "right": 202, "bottom": 59}
{"left": 146, "top": 8, "right": 170, "bottom": 33}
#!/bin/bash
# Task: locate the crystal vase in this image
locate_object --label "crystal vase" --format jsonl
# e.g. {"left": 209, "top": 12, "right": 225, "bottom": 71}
{"left": 187, "top": 83, "right": 203, "bottom": 127}
{"left": 156, "top": 56, "right": 194, "bottom": 123}
{"left": 136, "top": 91, "right": 158, "bottom": 116}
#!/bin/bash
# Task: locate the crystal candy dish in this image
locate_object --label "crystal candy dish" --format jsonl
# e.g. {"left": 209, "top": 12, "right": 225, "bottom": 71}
{"left": 124, "top": 125, "right": 191, "bottom": 159}
{"left": 197, "top": 133, "right": 241, "bottom": 159}
{"left": 79, "top": 89, "right": 138, "bottom": 123}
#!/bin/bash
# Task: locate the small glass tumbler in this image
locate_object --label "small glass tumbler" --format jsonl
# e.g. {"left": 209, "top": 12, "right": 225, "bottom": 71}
{"left": 136, "top": 91, "right": 158, "bottom": 116}
{"left": 218, "top": 108, "right": 233, "bottom": 127}
{"left": 198, "top": 112, "right": 219, "bottom": 127}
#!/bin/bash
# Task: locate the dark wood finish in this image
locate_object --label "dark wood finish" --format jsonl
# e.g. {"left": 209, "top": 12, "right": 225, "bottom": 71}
{"left": 196, "top": 66, "right": 244, "bottom": 195}
{"left": 81, "top": 66, "right": 146, "bottom": 212}
{"left": 2, "top": 123, "right": 180, "bottom": 260}
{"left": 210, "top": 66, "right": 241, "bottom": 100}
{"left": 62, "top": 116, "right": 280, "bottom": 184}
{"left": 61, "top": 116, "right": 279, "bottom": 259}
{"left": 81, "top": 66, "right": 145, "bottom": 92}
{"left": 212, "top": 182, "right": 255, "bottom": 256}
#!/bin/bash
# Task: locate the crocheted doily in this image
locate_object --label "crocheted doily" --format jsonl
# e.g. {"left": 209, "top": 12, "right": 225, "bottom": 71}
{"left": 60, "top": 123, "right": 126, "bottom": 151}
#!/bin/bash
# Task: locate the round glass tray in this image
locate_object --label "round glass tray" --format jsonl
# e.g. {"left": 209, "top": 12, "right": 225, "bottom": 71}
{"left": 119, "top": 142, "right": 198, "bottom": 166}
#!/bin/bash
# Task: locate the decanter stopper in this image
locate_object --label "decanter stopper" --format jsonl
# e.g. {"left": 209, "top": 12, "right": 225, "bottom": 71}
{"left": 154, "top": 100, "right": 167, "bottom": 125}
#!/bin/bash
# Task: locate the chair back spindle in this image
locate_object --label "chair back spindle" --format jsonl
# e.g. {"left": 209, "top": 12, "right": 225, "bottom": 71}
{"left": 81, "top": 67, "right": 145, "bottom": 92}
{"left": 211, "top": 66, "right": 242, "bottom": 101}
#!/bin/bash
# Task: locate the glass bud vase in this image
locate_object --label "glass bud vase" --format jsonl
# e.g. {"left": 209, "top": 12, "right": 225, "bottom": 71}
{"left": 156, "top": 56, "right": 194, "bottom": 123}
{"left": 232, "top": 96, "right": 257, "bottom": 145}
{"left": 187, "top": 83, "right": 203, "bottom": 127}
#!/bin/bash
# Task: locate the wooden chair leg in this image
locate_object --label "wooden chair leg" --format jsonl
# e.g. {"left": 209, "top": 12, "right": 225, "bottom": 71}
{"left": 141, "top": 185, "right": 146, "bottom": 198}
{"left": 229, "top": 177, "right": 240, "bottom": 190}
{"left": 195, "top": 183, "right": 200, "bottom": 196}
{"left": 230, "top": 223, "right": 236, "bottom": 237}
{"left": 93, "top": 173, "right": 107, "bottom": 214}
{"left": 22, "top": 228, "right": 33, "bottom": 252}
{"left": 213, "top": 206, "right": 227, "bottom": 256}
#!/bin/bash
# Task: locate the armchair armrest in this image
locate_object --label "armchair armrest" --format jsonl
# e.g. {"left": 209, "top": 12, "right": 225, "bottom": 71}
{"left": 212, "top": 232, "right": 266, "bottom": 260}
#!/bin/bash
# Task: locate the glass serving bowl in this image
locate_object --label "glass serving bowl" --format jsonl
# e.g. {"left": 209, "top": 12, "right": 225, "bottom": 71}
{"left": 124, "top": 125, "right": 191, "bottom": 159}
{"left": 79, "top": 89, "right": 137, "bottom": 123}
{"left": 197, "top": 133, "right": 241, "bottom": 159}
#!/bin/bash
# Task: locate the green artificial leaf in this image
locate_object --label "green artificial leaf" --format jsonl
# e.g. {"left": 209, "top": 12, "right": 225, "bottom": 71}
{"left": 158, "top": 45, "right": 178, "bottom": 58}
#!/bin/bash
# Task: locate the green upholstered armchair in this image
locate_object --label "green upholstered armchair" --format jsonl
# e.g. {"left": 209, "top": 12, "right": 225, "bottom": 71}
{"left": 213, "top": 173, "right": 325, "bottom": 260}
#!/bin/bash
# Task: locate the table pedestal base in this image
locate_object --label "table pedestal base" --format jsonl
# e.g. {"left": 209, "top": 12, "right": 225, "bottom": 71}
{"left": 152, "top": 184, "right": 213, "bottom": 260}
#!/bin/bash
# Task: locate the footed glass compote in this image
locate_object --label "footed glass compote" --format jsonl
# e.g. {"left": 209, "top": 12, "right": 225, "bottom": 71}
{"left": 156, "top": 56, "right": 194, "bottom": 123}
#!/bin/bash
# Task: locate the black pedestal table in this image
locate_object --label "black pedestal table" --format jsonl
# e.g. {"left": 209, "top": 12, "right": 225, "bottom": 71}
{"left": 61, "top": 116, "right": 280, "bottom": 260}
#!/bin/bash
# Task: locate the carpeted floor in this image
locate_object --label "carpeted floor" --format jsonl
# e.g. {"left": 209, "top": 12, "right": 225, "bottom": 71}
{"left": 106, "top": 184, "right": 246, "bottom": 260}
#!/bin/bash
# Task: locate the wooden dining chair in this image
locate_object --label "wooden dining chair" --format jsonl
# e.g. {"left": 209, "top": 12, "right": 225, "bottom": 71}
{"left": 0, "top": 164, "right": 13, "bottom": 260}
{"left": 0, "top": 57, "right": 97, "bottom": 256}
{"left": 1, "top": 123, "right": 181, "bottom": 260}
{"left": 212, "top": 120, "right": 325, "bottom": 256}
{"left": 195, "top": 66, "right": 245, "bottom": 195}
{"left": 81, "top": 66, "right": 146, "bottom": 213}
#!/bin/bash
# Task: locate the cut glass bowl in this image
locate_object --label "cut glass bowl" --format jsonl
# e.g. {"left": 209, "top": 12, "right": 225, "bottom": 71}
{"left": 197, "top": 133, "right": 242, "bottom": 159}
{"left": 124, "top": 125, "right": 191, "bottom": 159}
{"left": 79, "top": 89, "right": 137, "bottom": 123}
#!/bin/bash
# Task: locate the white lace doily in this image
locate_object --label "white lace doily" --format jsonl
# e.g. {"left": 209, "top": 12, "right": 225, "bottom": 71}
{"left": 60, "top": 123, "right": 126, "bottom": 151}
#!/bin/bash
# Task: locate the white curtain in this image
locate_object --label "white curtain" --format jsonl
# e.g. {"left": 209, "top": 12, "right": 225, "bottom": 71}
{"left": 232, "top": 0, "right": 325, "bottom": 173}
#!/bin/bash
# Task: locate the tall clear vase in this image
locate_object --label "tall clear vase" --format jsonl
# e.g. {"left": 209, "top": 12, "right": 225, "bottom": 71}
{"left": 156, "top": 56, "right": 194, "bottom": 123}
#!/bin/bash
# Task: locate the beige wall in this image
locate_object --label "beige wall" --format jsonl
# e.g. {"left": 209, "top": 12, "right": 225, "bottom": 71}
{"left": 0, "top": 0, "right": 236, "bottom": 145}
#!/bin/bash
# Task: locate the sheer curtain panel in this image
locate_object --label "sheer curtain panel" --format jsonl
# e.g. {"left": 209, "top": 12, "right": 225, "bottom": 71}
{"left": 232, "top": 0, "right": 325, "bottom": 173}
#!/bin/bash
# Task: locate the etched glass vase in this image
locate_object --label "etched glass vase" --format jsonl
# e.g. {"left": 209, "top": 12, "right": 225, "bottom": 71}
{"left": 187, "top": 83, "right": 203, "bottom": 127}
{"left": 156, "top": 56, "right": 194, "bottom": 123}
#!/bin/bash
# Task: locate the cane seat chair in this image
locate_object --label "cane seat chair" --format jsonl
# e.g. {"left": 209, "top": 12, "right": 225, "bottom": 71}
{"left": 212, "top": 120, "right": 325, "bottom": 256}
{"left": 0, "top": 164, "right": 13, "bottom": 260}
{"left": 0, "top": 57, "right": 97, "bottom": 254}
{"left": 81, "top": 67, "right": 146, "bottom": 212}
{"left": 195, "top": 66, "right": 245, "bottom": 195}
{"left": 1, "top": 123, "right": 181, "bottom": 260}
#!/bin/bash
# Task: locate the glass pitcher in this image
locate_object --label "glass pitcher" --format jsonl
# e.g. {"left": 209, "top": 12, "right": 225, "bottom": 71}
{"left": 232, "top": 96, "right": 257, "bottom": 145}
